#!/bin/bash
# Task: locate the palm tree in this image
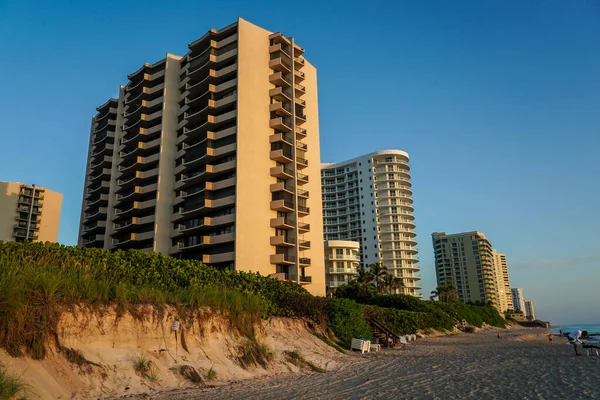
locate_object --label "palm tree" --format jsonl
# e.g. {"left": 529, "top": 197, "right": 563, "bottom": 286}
{"left": 382, "top": 274, "right": 405, "bottom": 294}
{"left": 352, "top": 264, "right": 373, "bottom": 286}
{"left": 431, "top": 279, "right": 459, "bottom": 303}
{"left": 368, "top": 262, "right": 388, "bottom": 292}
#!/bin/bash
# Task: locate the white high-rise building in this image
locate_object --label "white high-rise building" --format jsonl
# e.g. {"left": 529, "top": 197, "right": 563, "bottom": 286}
{"left": 525, "top": 300, "right": 536, "bottom": 320}
{"left": 321, "top": 150, "right": 421, "bottom": 297}
{"left": 511, "top": 288, "right": 526, "bottom": 313}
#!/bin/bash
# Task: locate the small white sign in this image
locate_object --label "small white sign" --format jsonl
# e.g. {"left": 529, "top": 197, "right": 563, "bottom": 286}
{"left": 171, "top": 321, "right": 180, "bottom": 332}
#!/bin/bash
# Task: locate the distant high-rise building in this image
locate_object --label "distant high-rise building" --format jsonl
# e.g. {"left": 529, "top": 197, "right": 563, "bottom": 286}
{"left": 324, "top": 240, "right": 360, "bottom": 295}
{"left": 511, "top": 288, "right": 526, "bottom": 313}
{"left": 492, "top": 250, "right": 514, "bottom": 312}
{"left": 432, "top": 231, "right": 498, "bottom": 308}
{"left": 524, "top": 300, "right": 536, "bottom": 321}
{"left": 0, "top": 181, "right": 62, "bottom": 243}
{"left": 78, "top": 18, "right": 325, "bottom": 295}
{"left": 321, "top": 150, "right": 421, "bottom": 297}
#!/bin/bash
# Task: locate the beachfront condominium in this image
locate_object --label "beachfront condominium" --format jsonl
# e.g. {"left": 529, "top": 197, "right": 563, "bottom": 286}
{"left": 432, "top": 231, "right": 499, "bottom": 308}
{"left": 78, "top": 18, "right": 325, "bottom": 295}
{"left": 524, "top": 300, "right": 536, "bottom": 321}
{"left": 324, "top": 240, "right": 360, "bottom": 295}
{"left": 492, "top": 250, "right": 514, "bottom": 312}
{"left": 511, "top": 288, "right": 526, "bottom": 313}
{"left": 0, "top": 181, "right": 62, "bottom": 243}
{"left": 321, "top": 150, "right": 421, "bottom": 297}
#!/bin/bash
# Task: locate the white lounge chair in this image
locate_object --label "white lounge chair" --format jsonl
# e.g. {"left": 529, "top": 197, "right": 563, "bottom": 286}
{"left": 351, "top": 338, "right": 371, "bottom": 354}
{"left": 370, "top": 343, "right": 381, "bottom": 352}
{"left": 399, "top": 336, "right": 408, "bottom": 345}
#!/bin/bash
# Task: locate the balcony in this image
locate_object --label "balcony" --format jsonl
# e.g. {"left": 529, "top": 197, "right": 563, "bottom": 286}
{"left": 269, "top": 72, "right": 292, "bottom": 87}
{"left": 82, "top": 234, "right": 104, "bottom": 246}
{"left": 270, "top": 235, "right": 295, "bottom": 247}
{"left": 295, "top": 126, "right": 307, "bottom": 139}
{"left": 294, "top": 83, "right": 305, "bottom": 95}
{"left": 298, "top": 240, "right": 310, "bottom": 249}
{"left": 269, "top": 132, "right": 294, "bottom": 146}
{"left": 84, "top": 207, "right": 107, "bottom": 221}
{"left": 270, "top": 165, "right": 294, "bottom": 180}
{"left": 270, "top": 148, "right": 293, "bottom": 164}
{"left": 296, "top": 157, "right": 308, "bottom": 169}
{"left": 298, "top": 222, "right": 310, "bottom": 232}
{"left": 328, "top": 254, "right": 361, "bottom": 261}
{"left": 270, "top": 254, "right": 295, "bottom": 265}
{"left": 299, "top": 276, "right": 312, "bottom": 285}
{"left": 297, "top": 188, "right": 309, "bottom": 198}
{"left": 299, "top": 257, "right": 311, "bottom": 266}
{"left": 270, "top": 199, "right": 294, "bottom": 213}
{"left": 83, "top": 220, "right": 106, "bottom": 233}
{"left": 294, "top": 70, "right": 305, "bottom": 82}
{"left": 270, "top": 181, "right": 295, "bottom": 194}
{"left": 269, "top": 57, "right": 292, "bottom": 73}
{"left": 297, "top": 172, "right": 309, "bottom": 184}
{"left": 203, "top": 232, "right": 235, "bottom": 245}
{"left": 270, "top": 116, "right": 292, "bottom": 132}
{"left": 269, "top": 101, "right": 292, "bottom": 117}
{"left": 297, "top": 205, "right": 309, "bottom": 216}
{"left": 269, "top": 87, "right": 292, "bottom": 102}
{"left": 113, "top": 215, "right": 155, "bottom": 232}
{"left": 270, "top": 217, "right": 295, "bottom": 230}
{"left": 202, "top": 252, "right": 235, "bottom": 265}
{"left": 328, "top": 267, "right": 358, "bottom": 274}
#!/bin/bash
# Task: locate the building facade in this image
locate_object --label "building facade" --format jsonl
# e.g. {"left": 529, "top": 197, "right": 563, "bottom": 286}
{"left": 432, "top": 231, "right": 498, "bottom": 308}
{"left": 321, "top": 150, "right": 421, "bottom": 297}
{"left": 492, "top": 250, "right": 514, "bottom": 312}
{"left": 78, "top": 18, "right": 325, "bottom": 295}
{"left": 0, "top": 181, "right": 62, "bottom": 243}
{"left": 524, "top": 300, "right": 536, "bottom": 321}
{"left": 324, "top": 240, "right": 360, "bottom": 295}
{"left": 511, "top": 288, "right": 526, "bottom": 313}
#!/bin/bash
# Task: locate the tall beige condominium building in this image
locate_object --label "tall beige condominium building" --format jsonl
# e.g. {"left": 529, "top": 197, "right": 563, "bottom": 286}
{"left": 432, "top": 231, "right": 498, "bottom": 308}
{"left": 0, "top": 181, "right": 62, "bottom": 243}
{"left": 324, "top": 240, "right": 360, "bottom": 295}
{"left": 321, "top": 150, "right": 421, "bottom": 297}
{"left": 78, "top": 18, "right": 325, "bottom": 295}
{"left": 492, "top": 250, "right": 514, "bottom": 312}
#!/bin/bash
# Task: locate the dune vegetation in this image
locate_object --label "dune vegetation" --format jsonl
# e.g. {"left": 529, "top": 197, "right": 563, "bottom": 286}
{"left": 0, "top": 241, "right": 505, "bottom": 361}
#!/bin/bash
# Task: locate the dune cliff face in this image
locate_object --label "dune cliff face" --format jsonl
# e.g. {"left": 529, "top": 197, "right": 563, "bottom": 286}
{"left": 0, "top": 306, "right": 348, "bottom": 399}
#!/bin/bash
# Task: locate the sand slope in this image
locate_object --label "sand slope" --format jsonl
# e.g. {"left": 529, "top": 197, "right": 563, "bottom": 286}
{"left": 0, "top": 306, "right": 348, "bottom": 399}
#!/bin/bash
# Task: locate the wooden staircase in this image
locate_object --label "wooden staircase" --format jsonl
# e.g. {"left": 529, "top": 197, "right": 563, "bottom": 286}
{"left": 367, "top": 317, "right": 402, "bottom": 348}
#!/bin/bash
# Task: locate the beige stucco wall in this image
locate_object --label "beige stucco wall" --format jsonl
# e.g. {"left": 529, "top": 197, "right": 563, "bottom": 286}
{"left": 234, "top": 18, "right": 276, "bottom": 276}
{"left": 301, "top": 60, "right": 325, "bottom": 296}
{"left": 0, "top": 182, "right": 20, "bottom": 242}
{"left": 38, "top": 188, "right": 62, "bottom": 242}
{"left": 154, "top": 54, "right": 181, "bottom": 254}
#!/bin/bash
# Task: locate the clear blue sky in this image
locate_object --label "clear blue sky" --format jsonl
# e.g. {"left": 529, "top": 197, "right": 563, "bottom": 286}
{"left": 1, "top": 0, "right": 598, "bottom": 324}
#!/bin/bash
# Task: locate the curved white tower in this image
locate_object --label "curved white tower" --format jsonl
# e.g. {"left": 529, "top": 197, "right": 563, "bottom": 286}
{"left": 321, "top": 150, "right": 421, "bottom": 297}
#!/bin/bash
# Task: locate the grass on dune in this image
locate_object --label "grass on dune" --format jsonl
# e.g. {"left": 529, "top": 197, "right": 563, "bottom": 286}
{"left": 0, "top": 252, "right": 265, "bottom": 359}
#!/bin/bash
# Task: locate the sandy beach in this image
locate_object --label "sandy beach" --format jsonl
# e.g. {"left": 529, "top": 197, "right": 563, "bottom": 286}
{"left": 143, "top": 328, "right": 600, "bottom": 400}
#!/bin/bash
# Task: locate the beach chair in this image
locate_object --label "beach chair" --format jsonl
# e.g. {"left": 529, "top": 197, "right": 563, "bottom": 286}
{"left": 399, "top": 336, "right": 408, "bottom": 345}
{"left": 351, "top": 338, "right": 371, "bottom": 354}
{"left": 370, "top": 343, "right": 381, "bottom": 352}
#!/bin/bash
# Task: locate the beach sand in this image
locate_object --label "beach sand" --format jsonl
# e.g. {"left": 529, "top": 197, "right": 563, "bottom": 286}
{"left": 144, "top": 328, "right": 600, "bottom": 399}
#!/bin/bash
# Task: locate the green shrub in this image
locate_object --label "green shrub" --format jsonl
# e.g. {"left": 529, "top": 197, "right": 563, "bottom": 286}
{"left": 325, "top": 298, "right": 371, "bottom": 348}
{"left": 0, "top": 367, "right": 28, "bottom": 399}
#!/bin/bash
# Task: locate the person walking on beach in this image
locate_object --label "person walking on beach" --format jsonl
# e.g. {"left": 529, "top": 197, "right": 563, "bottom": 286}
{"left": 567, "top": 330, "right": 588, "bottom": 356}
